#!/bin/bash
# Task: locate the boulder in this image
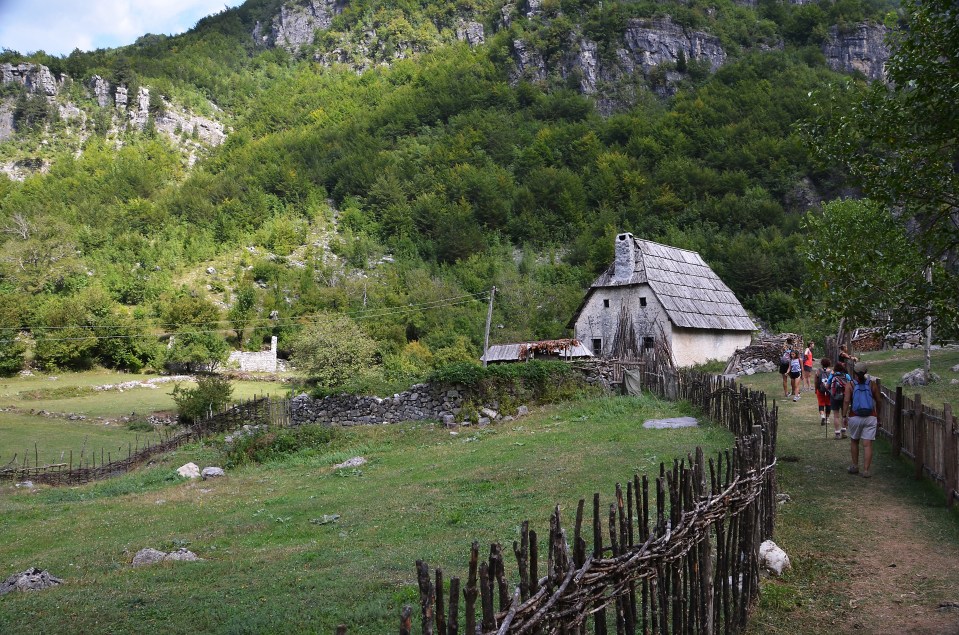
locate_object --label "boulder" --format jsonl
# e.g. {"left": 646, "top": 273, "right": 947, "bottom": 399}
{"left": 0, "top": 568, "right": 63, "bottom": 595}
{"left": 333, "top": 457, "right": 367, "bottom": 469}
{"left": 201, "top": 467, "right": 225, "bottom": 479}
{"left": 164, "top": 548, "right": 201, "bottom": 562}
{"left": 480, "top": 407, "right": 499, "bottom": 420}
{"left": 176, "top": 462, "right": 201, "bottom": 479}
{"left": 131, "top": 548, "right": 168, "bottom": 567}
{"left": 759, "top": 540, "right": 791, "bottom": 576}
{"left": 901, "top": 368, "right": 939, "bottom": 387}
{"left": 950, "top": 364, "right": 959, "bottom": 373}
{"left": 132, "top": 548, "right": 202, "bottom": 566}
{"left": 516, "top": 405, "right": 530, "bottom": 417}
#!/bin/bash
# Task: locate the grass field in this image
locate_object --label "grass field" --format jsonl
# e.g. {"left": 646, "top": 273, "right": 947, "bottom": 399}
{"left": 0, "top": 393, "right": 733, "bottom": 633}
{"left": 0, "top": 371, "right": 290, "bottom": 468}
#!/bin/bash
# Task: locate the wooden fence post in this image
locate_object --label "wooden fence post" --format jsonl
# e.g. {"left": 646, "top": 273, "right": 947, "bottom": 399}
{"left": 944, "top": 403, "right": 956, "bottom": 509}
{"left": 893, "top": 386, "right": 903, "bottom": 458}
{"left": 914, "top": 393, "right": 924, "bottom": 481}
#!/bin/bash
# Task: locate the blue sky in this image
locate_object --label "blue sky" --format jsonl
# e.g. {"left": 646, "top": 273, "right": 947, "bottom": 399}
{"left": 0, "top": 0, "right": 246, "bottom": 57}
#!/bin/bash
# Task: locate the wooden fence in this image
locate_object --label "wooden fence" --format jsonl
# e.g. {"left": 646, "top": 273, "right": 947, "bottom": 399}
{"left": 875, "top": 383, "right": 958, "bottom": 508}
{"left": 400, "top": 367, "right": 778, "bottom": 635}
{"left": 0, "top": 397, "right": 292, "bottom": 486}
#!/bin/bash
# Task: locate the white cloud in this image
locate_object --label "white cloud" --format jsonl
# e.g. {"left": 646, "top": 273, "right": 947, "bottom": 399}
{"left": 0, "top": 0, "right": 245, "bottom": 56}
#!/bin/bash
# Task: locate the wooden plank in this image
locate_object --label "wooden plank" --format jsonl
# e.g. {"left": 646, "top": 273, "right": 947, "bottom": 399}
{"left": 893, "top": 386, "right": 904, "bottom": 457}
{"left": 915, "top": 394, "right": 925, "bottom": 481}
{"left": 945, "top": 403, "right": 957, "bottom": 509}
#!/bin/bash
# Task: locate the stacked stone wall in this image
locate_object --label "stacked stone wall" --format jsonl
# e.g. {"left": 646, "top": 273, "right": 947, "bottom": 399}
{"left": 290, "top": 383, "right": 469, "bottom": 426}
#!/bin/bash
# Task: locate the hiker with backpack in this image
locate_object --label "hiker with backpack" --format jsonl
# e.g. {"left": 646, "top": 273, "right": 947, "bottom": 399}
{"left": 815, "top": 357, "right": 833, "bottom": 426}
{"left": 829, "top": 362, "right": 851, "bottom": 438}
{"left": 844, "top": 368, "right": 881, "bottom": 478}
{"left": 779, "top": 338, "right": 795, "bottom": 398}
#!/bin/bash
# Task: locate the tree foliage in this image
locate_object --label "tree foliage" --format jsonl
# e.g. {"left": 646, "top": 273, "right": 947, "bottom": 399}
{"left": 289, "top": 314, "right": 377, "bottom": 389}
{"left": 172, "top": 375, "right": 233, "bottom": 424}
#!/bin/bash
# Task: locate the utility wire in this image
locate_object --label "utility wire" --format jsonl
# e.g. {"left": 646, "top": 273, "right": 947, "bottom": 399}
{"left": 0, "top": 294, "right": 488, "bottom": 343}
{"left": 0, "top": 290, "right": 489, "bottom": 332}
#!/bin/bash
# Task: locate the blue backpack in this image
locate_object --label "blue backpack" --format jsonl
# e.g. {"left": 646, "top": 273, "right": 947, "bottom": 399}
{"left": 851, "top": 378, "right": 875, "bottom": 417}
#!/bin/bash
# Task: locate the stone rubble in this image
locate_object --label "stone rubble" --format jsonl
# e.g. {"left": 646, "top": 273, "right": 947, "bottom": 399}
{"left": 333, "top": 457, "right": 367, "bottom": 469}
{"left": 0, "top": 568, "right": 64, "bottom": 595}
{"left": 131, "top": 548, "right": 202, "bottom": 567}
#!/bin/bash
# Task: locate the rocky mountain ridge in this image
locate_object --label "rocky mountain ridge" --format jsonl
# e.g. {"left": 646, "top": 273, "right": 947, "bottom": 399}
{"left": 256, "top": 0, "right": 891, "bottom": 106}
{"left": 0, "top": 63, "right": 226, "bottom": 180}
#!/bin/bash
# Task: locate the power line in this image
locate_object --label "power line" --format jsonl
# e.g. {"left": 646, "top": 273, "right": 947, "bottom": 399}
{"left": 0, "top": 290, "right": 489, "bottom": 332}
{"left": 0, "top": 294, "right": 489, "bottom": 343}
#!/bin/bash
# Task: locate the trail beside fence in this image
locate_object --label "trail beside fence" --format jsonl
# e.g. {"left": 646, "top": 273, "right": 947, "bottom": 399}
{"left": 405, "top": 367, "right": 779, "bottom": 635}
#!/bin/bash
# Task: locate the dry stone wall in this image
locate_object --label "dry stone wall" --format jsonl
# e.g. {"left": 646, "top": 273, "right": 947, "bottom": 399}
{"left": 290, "top": 383, "right": 470, "bottom": 426}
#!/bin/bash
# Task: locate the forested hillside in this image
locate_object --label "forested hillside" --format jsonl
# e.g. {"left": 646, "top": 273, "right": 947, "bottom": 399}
{"left": 0, "top": 0, "right": 899, "bottom": 379}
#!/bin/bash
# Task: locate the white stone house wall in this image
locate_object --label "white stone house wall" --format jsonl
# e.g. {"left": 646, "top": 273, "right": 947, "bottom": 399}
{"left": 670, "top": 327, "right": 752, "bottom": 367}
{"left": 573, "top": 283, "right": 667, "bottom": 357}
{"left": 227, "top": 336, "right": 278, "bottom": 373}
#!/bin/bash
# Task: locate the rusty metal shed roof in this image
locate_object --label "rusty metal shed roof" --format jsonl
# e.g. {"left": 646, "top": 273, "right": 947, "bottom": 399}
{"left": 481, "top": 339, "right": 594, "bottom": 363}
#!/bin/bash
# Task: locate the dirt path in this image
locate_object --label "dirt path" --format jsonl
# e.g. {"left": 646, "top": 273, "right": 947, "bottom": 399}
{"left": 744, "top": 381, "right": 959, "bottom": 635}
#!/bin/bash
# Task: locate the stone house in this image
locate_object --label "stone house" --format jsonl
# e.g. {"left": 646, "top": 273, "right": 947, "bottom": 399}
{"left": 567, "top": 233, "right": 755, "bottom": 367}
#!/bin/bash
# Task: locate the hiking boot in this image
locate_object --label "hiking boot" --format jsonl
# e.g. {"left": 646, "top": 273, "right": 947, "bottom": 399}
{"left": 835, "top": 431, "right": 841, "bottom": 439}
{"left": 820, "top": 417, "right": 826, "bottom": 426}
{"left": 861, "top": 470, "right": 871, "bottom": 478}
{"left": 793, "top": 395, "right": 800, "bottom": 402}
{"left": 847, "top": 465, "right": 859, "bottom": 475}
{"left": 841, "top": 428, "right": 847, "bottom": 439}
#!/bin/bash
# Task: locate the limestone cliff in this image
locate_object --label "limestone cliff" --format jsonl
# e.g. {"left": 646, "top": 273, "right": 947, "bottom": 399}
{"left": 0, "top": 63, "right": 226, "bottom": 178}
{"left": 254, "top": 0, "right": 346, "bottom": 50}
{"left": 822, "top": 23, "right": 890, "bottom": 81}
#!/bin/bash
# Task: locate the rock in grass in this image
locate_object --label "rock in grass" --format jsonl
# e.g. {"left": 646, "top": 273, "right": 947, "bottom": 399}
{"left": 759, "top": 540, "right": 791, "bottom": 576}
{"left": 0, "top": 568, "right": 64, "bottom": 595}
{"left": 201, "top": 467, "right": 225, "bottom": 479}
{"left": 176, "top": 463, "right": 200, "bottom": 479}
{"left": 643, "top": 417, "right": 698, "bottom": 430}
{"left": 131, "top": 548, "right": 168, "bottom": 566}
{"left": 310, "top": 514, "right": 340, "bottom": 525}
{"left": 333, "top": 457, "right": 366, "bottom": 469}
{"left": 131, "top": 548, "right": 202, "bottom": 566}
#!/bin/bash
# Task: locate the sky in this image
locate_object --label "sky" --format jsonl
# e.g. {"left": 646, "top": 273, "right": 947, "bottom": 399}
{"left": 0, "top": 0, "right": 246, "bottom": 57}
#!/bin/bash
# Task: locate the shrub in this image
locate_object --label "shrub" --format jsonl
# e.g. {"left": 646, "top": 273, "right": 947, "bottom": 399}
{"left": 225, "top": 425, "right": 337, "bottom": 466}
{"left": 429, "top": 360, "right": 589, "bottom": 407}
{"left": 172, "top": 375, "right": 233, "bottom": 424}
{"left": 289, "top": 314, "right": 377, "bottom": 390}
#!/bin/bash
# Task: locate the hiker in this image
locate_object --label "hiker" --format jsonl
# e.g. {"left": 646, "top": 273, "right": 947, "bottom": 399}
{"left": 844, "top": 368, "right": 881, "bottom": 478}
{"left": 829, "top": 362, "right": 851, "bottom": 438}
{"left": 802, "top": 341, "right": 815, "bottom": 392}
{"left": 779, "top": 338, "right": 794, "bottom": 398}
{"left": 838, "top": 344, "right": 858, "bottom": 373}
{"left": 789, "top": 350, "right": 802, "bottom": 402}
{"left": 814, "top": 357, "right": 833, "bottom": 426}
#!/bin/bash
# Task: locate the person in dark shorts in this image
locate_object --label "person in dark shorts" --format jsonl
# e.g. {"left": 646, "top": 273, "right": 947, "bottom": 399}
{"left": 830, "top": 362, "right": 851, "bottom": 439}
{"left": 789, "top": 350, "right": 802, "bottom": 402}
{"left": 815, "top": 357, "right": 833, "bottom": 425}
{"left": 779, "top": 338, "right": 794, "bottom": 398}
{"left": 802, "top": 341, "right": 815, "bottom": 392}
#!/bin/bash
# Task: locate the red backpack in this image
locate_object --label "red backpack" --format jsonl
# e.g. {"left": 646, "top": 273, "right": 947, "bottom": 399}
{"left": 830, "top": 373, "right": 848, "bottom": 401}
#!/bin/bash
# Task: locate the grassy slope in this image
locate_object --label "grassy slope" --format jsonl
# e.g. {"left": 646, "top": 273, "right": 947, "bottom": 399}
{"left": 0, "top": 371, "right": 289, "bottom": 466}
{"left": 744, "top": 348, "right": 959, "bottom": 634}
{"left": 0, "top": 394, "right": 733, "bottom": 633}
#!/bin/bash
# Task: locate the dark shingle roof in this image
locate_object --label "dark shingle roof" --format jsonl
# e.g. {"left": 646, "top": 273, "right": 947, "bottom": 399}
{"left": 570, "top": 237, "right": 756, "bottom": 332}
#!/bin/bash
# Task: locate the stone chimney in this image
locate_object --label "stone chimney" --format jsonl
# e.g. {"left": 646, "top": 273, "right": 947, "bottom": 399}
{"left": 612, "top": 233, "right": 635, "bottom": 283}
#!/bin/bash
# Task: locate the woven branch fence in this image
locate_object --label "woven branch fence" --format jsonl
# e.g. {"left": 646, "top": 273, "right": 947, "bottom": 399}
{"left": 387, "top": 367, "right": 778, "bottom": 635}
{"left": 0, "top": 397, "right": 290, "bottom": 486}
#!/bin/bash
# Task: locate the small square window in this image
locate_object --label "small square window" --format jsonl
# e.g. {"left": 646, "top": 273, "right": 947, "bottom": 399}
{"left": 643, "top": 336, "right": 654, "bottom": 350}
{"left": 640, "top": 297, "right": 647, "bottom": 307}
{"left": 592, "top": 338, "right": 602, "bottom": 356}
{"left": 603, "top": 299, "right": 610, "bottom": 308}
